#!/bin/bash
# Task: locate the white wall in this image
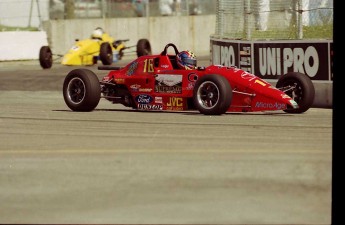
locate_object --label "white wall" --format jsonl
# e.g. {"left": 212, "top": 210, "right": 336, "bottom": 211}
{"left": 0, "top": 15, "right": 215, "bottom": 61}
{"left": 0, "top": 31, "right": 48, "bottom": 61}
{"left": 44, "top": 15, "right": 216, "bottom": 57}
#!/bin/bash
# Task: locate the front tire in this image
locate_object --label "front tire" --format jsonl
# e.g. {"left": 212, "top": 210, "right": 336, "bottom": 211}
{"left": 63, "top": 69, "right": 101, "bottom": 112}
{"left": 276, "top": 72, "right": 315, "bottom": 113}
{"left": 136, "top": 39, "right": 151, "bottom": 57}
{"left": 99, "top": 42, "right": 113, "bottom": 65}
{"left": 193, "top": 75, "right": 232, "bottom": 115}
{"left": 39, "top": 46, "right": 53, "bottom": 69}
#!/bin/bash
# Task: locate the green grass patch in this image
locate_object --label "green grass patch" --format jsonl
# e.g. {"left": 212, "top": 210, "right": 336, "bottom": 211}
{"left": 0, "top": 25, "right": 39, "bottom": 31}
{"left": 303, "top": 24, "right": 333, "bottom": 39}
{"left": 244, "top": 23, "right": 333, "bottom": 40}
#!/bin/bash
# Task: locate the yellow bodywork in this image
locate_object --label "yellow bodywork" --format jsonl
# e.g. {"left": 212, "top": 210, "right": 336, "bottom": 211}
{"left": 61, "top": 33, "right": 125, "bottom": 66}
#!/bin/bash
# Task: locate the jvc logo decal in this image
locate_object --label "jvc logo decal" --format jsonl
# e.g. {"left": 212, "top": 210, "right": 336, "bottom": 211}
{"left": 166, "top": 97, "right": 183, "bottom": 110}
{"left": 167, "top": 97, "right": 183, "bottom": 107}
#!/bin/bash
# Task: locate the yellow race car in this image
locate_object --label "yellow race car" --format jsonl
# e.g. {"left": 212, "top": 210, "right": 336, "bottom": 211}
{"left": 39, "top": 27, "right": 151, "bottom": 69}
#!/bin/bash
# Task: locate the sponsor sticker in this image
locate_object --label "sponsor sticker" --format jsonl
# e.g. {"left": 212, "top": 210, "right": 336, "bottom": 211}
{"left": 155, "top": 96, "right": 163, "bottom": 104}
{"left": 138, "top": 104, "right": 163, "bottom": 110}
{"left": 130, "top": 84, "right": 141, "bottom": 91}
{"left": 255, "top": 101, "right": 286, "bottom": 110}
{"left": 127, "top": 61, "right": 138, "bottom": 76}
{"left": 155, "top": 74, "right": 182, "bottom": 94}
{"left": 166, "top": 97, "right": 184, "bottom": 110}
{"left": 135, "top": 94, "right": 153, "bottom": 104}
{"left": 115, "top": 78, "right": 125, "bottom": 84}
{"left": 139, "top": 88, "right": 152, "bottom": 92}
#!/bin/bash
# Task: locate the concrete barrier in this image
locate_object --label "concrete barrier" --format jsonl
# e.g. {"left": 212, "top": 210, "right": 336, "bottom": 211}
{"left": 42, "top": 15, "right": 216, "bottom": 57}
{"left": 0, "top": 31, "right": 48, "bottom": 61}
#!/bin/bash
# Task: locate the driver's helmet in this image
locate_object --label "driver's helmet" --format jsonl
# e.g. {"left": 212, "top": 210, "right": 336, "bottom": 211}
{"left": 176, "top": 50, "right": 197, "bottom": 70}
{"left": 91, "top": 27, "right": 104, "bottom": 39}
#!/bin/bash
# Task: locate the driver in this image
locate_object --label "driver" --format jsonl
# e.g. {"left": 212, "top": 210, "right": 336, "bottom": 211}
{"left": 176, "top": 50, "right": 197, "bottom": 70}
{"left": 91, "top": 27, "right": 104, "bottom": 40}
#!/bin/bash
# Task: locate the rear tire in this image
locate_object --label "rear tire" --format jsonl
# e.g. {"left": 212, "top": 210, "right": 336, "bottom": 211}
{"left": 63, "top": 69, "right": 101, "bottom": 112}
{"left": 39, "top": 46, "right": 53, "bottom": 69}
{"left": 99, "top": 42, "right": 113, "bottom": 65}
{"left": 193, "top": 75, "right": 232, "bottom": 115}
{"left": 276, "top": 72, "right": 315, "bottom": 113}
{"left": 136, "top": 39, "right": 151, "bottom": 57}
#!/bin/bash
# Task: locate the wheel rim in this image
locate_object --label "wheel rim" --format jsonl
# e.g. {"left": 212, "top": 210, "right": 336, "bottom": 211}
{"left": 67, "top": 77, "right": 86, "bottom": 104}
{"left": 196, "top": 81, "right": 220, "bottom": 109}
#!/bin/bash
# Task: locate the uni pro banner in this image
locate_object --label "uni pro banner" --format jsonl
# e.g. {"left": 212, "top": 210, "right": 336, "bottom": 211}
{"left": 211, "top": 39, "right": 333, "bottom": 81}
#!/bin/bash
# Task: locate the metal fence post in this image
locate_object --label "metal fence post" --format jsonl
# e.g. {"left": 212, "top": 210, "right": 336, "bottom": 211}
{"left": 244, "top": 0, "right": 251, "bottom": 40}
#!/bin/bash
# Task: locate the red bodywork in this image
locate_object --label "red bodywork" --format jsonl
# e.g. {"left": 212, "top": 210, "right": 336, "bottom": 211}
{"left": 100, "top": 53, "right": 298, "bottom": 113}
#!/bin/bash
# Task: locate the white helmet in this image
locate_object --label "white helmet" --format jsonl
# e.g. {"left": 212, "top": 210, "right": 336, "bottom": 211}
{"left": 91, "top": 27, "right": 104, "bottom": 39}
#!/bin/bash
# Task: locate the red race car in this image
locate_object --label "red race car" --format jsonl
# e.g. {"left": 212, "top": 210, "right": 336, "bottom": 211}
{"left": 63, "top": 43, "right": 315, "bottom": 115}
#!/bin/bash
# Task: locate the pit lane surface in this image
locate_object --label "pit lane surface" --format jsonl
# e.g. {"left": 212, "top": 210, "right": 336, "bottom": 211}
{"left": 0, "top": 56, "right": 332, "bottom": 224}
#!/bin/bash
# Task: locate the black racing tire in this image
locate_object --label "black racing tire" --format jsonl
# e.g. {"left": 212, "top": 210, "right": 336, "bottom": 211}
{"left": 276, "top": 72, "right": 315, "bottom": 114}
{"left": 99, "top": 42, "right": 113, "bottom": 65}
{"left": 193, "top": 75, "right": 232, "bottom": 115}
{"left": 39, "top": 46, "right": 53, "bottom": 69}
{"left": 136, "top": 39, "right": 151, "bottom": 57}
{"left": 63, "top": 69, "right": 101, "bottom": 112}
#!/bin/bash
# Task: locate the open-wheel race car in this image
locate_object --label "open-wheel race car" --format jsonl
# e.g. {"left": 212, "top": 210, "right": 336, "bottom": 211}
{"left": 39, "top": 27, "right": 151, "bottom": 69}
{"left": 62, "top": 43, "right": 315, "bottom": 115}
